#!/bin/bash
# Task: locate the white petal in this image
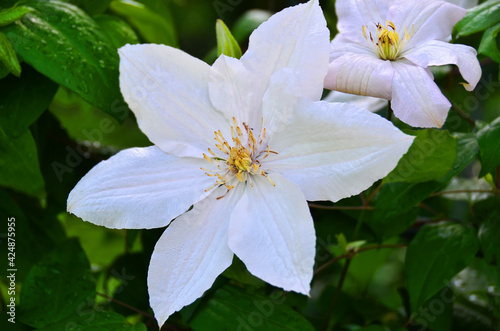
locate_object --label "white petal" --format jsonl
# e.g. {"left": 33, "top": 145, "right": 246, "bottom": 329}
{"left": 325, "top": 53, "right": 394, "bottom": 99}
{"left": 242, "top": 0, "right": 329, "bottom": 101}
{"left": 119, "top": 44, "right": 228, "bottom": 158}
{"left": 388, "top": 0, "right": 466, "bottom": 48}
{"left": 148, "top": 186, "right": 243, "bottom": 327}
{"left": 265, "top": 99, "right": 414, "bottom": 202}
{"left": 261, "top": 68, "right": 302, "bottom": 138}
{"left": 67, "top": 146, "right": 212, "bottom": 229}
{"left": 322, "top": 90, "right": 387, "bottom": 113}
{"left": 209, "top": 55, "right": 262, "bottom": 130}
{"left": 228, "top": 174, "right": 315, "bottom": 294}
{"left": 404, "top": 40, "right": 481, "bottom": 91}
{"left": 329, "top": 34, "right": 375, "bottom": 61}
{"left": 335, "top": 0, "right": 389, "bottom": 43}
{"left": 391, "top": 61, "right": 451, "bottom": 128}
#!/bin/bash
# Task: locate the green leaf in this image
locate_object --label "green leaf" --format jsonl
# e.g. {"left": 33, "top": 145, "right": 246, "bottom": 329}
{"left": 336, "top": 233, "right": 348, "bottom": 253}
{"left": 19, "top": 238, "right": 96, "bottom": 328}
{"left": 454, "top": 0, "right": 500, "bottom": 37}
{"left": 94, "top": 14, "right": 139, "bottom": 49}
{"left": 0, "top": 129, "right": 44, "bottom": 196}
{"left": 0, "top": 5, "right": 32, "bottom": 26}
{"left": 479, "top": 22, "right": 500, "bottom": 63}
{"left": 216, "top": 19, "right": 242, "bottom": 59}
{"left": 0, "top": 188, "right": 63, "bottom": 280}
{"left": 0, "top": 61, "right": 8, "bottom": 78}
{"left": 384, "top": 129, "right": 457, "bottom": 184}
{"left": 2, "top": 0, "right": 128, "bottom": 120}
{"left": 405, "top": 223, "right": 479, "bottom": 313}
{"left": 189, "top": 285, "right": 315, "bottom": 331}
{"left": 448, "top": 133, "right": 479, "bottom": 181}
{"left": 368, "top": 134, "right": 479, "bottom": 240}
{"left": 410, "top": 287, "right": 453, "bottom": 331}
{"left": 67, "top": 0, "right": 112, "bottom": 16}
{"left": 38, "top": 311, "right": 147, "bottom": 331}
{"left": 0, "top": 31, "right": 20, "bottom": 76}
{"left": 478, "top": 211, "right": 500, "bottom": 264}
{"left": 107, "top": 253, "right": 150, "bottom": 316}
{"left": 49, "top": 87, "right": 150, "bottom": 149}
{"left": 369, "top": 182, "right": 426, "bottom": 239}
{"left": 0, "top": 64, "right": 58, "bottom": 139}
{"left": 477, "top": 116, "right": 500, "bottom": 178}
{"left": 109, "top": 0, "right": 177, "bottom": 46}
{"left": 231, "top": 9, "right": 272, "bottom": 42}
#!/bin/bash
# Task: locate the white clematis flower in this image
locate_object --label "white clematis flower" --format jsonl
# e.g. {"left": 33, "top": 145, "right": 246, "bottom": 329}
{"left": 324, "top": 0, "right": 482, "bottom": 128}
{"left": 68, "top": 0, "right": 413, "bottom": 327}
{"left": 323, "top": 90, "right": 387, "bottom": 112}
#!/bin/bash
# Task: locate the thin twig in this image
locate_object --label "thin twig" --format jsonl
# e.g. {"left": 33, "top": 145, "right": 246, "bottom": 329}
{"left": 418, "top": 202, "right": 440, "bottom": 215}
{"left": 451, "top": 103, "right": 476, "bottom": 128}
{"left": 364, "top": 182, "right": 383, "bottom": 206}
{"left": 429, "top": 189, "right": 494, "bottom": 197}
{"left": 321, "top": 259, "right": 352, "bottom": 331}
{"left": 314, "top": 244, "right": 407, "bottom": 276}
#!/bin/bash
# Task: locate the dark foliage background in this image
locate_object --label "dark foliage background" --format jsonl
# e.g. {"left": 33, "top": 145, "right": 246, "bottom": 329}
{"left": 0, "top": 0, "right": 499, "bottom": 330}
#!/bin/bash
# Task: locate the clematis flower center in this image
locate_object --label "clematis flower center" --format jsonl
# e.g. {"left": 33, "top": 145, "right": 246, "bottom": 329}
{"left": 362, "top": 21, "right": 413, "bottom": 60}
{"left": 202, "top": 118, "right": 277, "bottom": 198}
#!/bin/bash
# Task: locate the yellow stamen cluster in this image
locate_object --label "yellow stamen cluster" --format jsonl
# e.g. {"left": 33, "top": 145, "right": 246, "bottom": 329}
{"left": 363, "top": 20, "right": 412, "bottom": 60}
{"left": 202, "top": 118, "right": 277, "bottom": 199}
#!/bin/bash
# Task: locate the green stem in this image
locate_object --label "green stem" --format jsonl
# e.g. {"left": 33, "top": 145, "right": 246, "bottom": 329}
{"left": 321, "top": 259, "right": 352, "bottom": 331}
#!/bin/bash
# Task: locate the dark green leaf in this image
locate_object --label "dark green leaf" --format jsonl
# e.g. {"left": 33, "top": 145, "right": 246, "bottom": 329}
{"left": 0, "top": 5, "right": 32, "bottom": 26}
{"left": 222, "top": 256, "right": 265, "bottom": 287}
{"left": 19, "top": 238, "right": 96, "bottom": 328}
{"left": 109, "top": 0, "right": 177, "bottom": 46}
{"left": 479, "top": 22, "right": 500, "bottom": 63}
{"left": 405, "top": 223, "right": 479, "bottom": 313}
{"left": 0, "top": 31, "right": 20, "bottom": 76}
{"left": 0, "top": 61, "right": 8, "bottom": 78}
{"left": 107, "top": 252, "right": 150, "bottom": 316}
{"left": 94, "top": 14, "right": 139, "bottom": 49}
{"left": 477, "top": 116, "right": 500, "bottom": 177}
{"left": 0, "top": 188, "right": 63, "bottom": 279}
{"left": 0, "top": 64, "right": 58, "bottom": 139}
{"left": 454, "top": 0, "right": 500, "bottom": 37}
{"left": 446, "top": 133, "right": 479, "bottom": 182}
{"left": 2, "top": 0, "right": 127, "bottom": 120}
{"left": 0, "top": 129, "right": 44, "bottom": 196}
{"left": 478, "top": 211, "right": 500, "bottom": 264}
{"left": 410, "top": 287, "right": 454, "bottom": 331}
{"left": 49, "top": 87, "right": 149, "bottom": 149}
{"left": 189, "top": 285, "right": 315, "bottom": 331}
{"left": 369, "top": 134, "right": 479, "bottom": 240}
{"left": 67, "top": 0, "right": 112, "bottom": 16}
{"left": 216, "top": 19, "right": 242, "bottom": 59}
{"left": 384, "top": 129, "right": 457, "bottom": 184}
{"left": 38, "top": 311, "right": 147, "bottom": 331}
{"left": 369, "top": 182, "right": 433, "bottom": 239}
